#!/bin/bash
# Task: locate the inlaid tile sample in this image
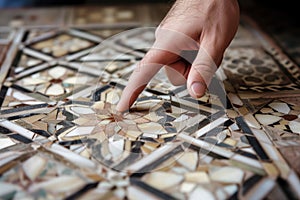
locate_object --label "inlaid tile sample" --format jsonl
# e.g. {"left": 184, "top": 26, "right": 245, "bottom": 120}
{"left": 222, "top": 47, "right": 300, "bottom": 93}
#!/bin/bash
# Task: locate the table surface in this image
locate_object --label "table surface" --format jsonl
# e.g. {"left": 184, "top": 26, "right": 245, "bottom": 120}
{"left": 0, "top": 4, "right": 300, "bottom": 200}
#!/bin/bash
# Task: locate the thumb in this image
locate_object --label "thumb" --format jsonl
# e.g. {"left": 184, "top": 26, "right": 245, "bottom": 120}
{"left": 187, "top": 46, "right": 220, "bottom": 98}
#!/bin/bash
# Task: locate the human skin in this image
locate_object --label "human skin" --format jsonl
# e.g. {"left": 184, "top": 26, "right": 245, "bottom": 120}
{"left": 116, "top": 0, "right": 240, "bottom": 112}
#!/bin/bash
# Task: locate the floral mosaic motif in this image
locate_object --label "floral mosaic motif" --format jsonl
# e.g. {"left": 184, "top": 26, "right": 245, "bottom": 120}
{"left": 14, "top": 65, "right": 95, "bottom": 100}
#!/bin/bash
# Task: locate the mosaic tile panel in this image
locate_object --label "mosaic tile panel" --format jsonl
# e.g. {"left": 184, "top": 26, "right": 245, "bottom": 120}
{"left": 0, "top": 5, "right": 300, "bottom": 200}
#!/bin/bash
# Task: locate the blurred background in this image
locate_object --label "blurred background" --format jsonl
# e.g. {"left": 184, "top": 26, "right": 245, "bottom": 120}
{"left": 0, "top": 0, "right": 298, "bottom": 11}
{"left": 0, "top": 0, "right": 298, "bottom": 24}
{"left": 0, "top": 0, "right": 169, "bottom": 7}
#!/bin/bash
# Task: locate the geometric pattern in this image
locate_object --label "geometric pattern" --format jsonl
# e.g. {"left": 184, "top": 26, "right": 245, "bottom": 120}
{"left": 0, "top": 5, "right": 300, "bottom": 200}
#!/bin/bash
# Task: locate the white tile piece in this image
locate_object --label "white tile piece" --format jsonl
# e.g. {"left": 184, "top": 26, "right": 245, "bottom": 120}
{"left": 269, "top": 102, "right": 290, "bottom": 114}
{"left": 114, "top": 188, "right": 126, "bottom": 199}
{"left": 215, "top": 188, "right": 227, "bottom": 200}
{"left": 223, "top": 184, "right": 238, "bottom": 196}
{"left": 189, "top": 186, "right": 215, "bottom": 200}
{"left": 65, "top": 126, "right": 95, "bottom": 137}
{"left": 0, "top": 120, "right": 35, "bottom": 139}
{"left": 71, "top": 106, "right": 95, "bottom": 115}
{"left": 109, "top": 139, "right": 124, "bottom": 159}
{"left": 63, "top": 76, "right": 89, "bottom": 85}
{"left": 194, "top": 117, "right": 229, "bottom": 138}
{"left": 46, "top": 84, "right": 65, "bottom": 96}
{"left": 127, "top": 186, "right": 157, "bottom": 200}
{"left": 255, "top": 114, "right": 281, "bottom": 125}
{"left": 289, "top": 121, "right": 300, "bottom": 134}
{"left": 12, "top": 91, "right": 35, "bottom": 101}
{"left": 180, "top": 182, "right": 196, "bottom": 193}
{"left": 0, "top": 138, "right": 16, "bottom": 150}
{"left": 49, "top": 66, "right": 67, "bottom": 79}
{"left": 23, "top": 77, "right": 48, "bottom": 86}
{"left": 171, "top": 167, "right": 189, "bottom": 174}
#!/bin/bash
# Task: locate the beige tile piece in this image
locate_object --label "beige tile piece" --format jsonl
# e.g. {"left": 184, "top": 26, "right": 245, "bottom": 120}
{"left": 210, "top": 166, "right": 244, "bottom": 184}
{"left": 185, "top": 172, "right": 210, "bottom": 184}
{"left": 143, "top": 172, "right": 184, "bottom": 190}
{"left": 176, "top": 152, "right": 198, "bottom": 171}
{"left": 22, "top": 155, "right": 47, "bottom": 181}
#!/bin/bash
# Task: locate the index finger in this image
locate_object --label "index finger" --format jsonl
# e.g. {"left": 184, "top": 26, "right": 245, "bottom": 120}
{"left": 116, "top": 49, "right": 178, "bottom": 112}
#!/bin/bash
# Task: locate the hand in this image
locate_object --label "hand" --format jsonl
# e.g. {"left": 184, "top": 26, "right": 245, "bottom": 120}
{"left": 116, "top": 0, "right": 240, "bottom": 112}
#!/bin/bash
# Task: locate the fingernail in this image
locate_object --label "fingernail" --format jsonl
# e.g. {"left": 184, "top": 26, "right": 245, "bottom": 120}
{"left": 191, "top": 82, "right": 205, "bottom": 97}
